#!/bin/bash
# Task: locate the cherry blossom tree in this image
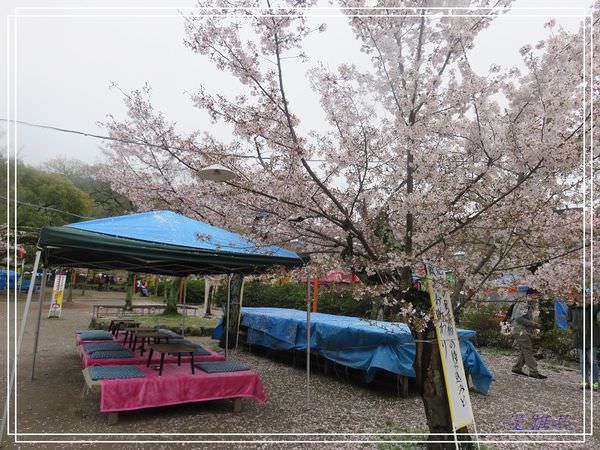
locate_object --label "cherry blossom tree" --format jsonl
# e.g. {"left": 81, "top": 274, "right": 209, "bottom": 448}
{"left": 100, "top": 1, "right": 596, "bottom": 445}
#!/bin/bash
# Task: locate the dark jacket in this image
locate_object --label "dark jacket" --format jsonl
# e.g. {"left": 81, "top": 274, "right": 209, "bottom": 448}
{"left": 567, "top": 303, "right": 600, "bottom": 348}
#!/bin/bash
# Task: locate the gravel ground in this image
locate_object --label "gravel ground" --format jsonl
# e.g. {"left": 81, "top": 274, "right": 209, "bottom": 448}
{"left": 1, "top": 291, "right": 598, "bottom": 449}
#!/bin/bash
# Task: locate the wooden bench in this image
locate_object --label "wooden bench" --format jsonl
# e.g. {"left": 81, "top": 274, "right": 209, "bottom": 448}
{"left": 81, "top": 368, "right": 243, "bottom": 425}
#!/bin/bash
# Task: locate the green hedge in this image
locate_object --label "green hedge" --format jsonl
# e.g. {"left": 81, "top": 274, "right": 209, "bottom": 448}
{"left": 213, "top": 281, "right": 377, "bottom": 318}
{"left": 459, "top": 303, "right": 513, "bottom": 348}
{"left": 155, "top": 279, "right": 206, "bottom": 304}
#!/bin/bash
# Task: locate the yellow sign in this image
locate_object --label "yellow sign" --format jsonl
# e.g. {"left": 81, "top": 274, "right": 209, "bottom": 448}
{"left": 425, "top": 264, "right": 474, "bottom": 430}
{"left": 48, "top": 274, "right": 67, "bottom": 318}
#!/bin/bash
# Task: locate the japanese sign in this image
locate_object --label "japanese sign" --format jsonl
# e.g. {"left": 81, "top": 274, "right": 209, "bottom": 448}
{"left": 48, "top": 273, "right": 67, "bottom": 318}
{"left": 425, "top": 264, "right": 474, "bottom": 430}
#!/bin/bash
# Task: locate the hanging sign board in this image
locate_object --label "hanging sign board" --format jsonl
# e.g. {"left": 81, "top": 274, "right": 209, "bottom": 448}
{"left": 48, "top": 273, "right": 67, "bottom": 318}
{"left": 425, "top": 264, "right": 474, "bottom": 430}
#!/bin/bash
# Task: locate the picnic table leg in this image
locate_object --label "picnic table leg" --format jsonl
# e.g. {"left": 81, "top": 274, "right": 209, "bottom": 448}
{"left": 140, "top": 338, "right": 146, "bottom": 356}
{"left": 191, "top": 353, "right": 195, "bottom": 375}
{"left": 159, "top": 352, "right": 165, "bottom": 376}
{"left": 233, "top": 398, "right": 242, "bottom": 413}
{"left": 147, "top": 348, "right": 154, "bottom": 367}
{"left": 107, "top": 412, "right": 119, "bottom": 425}
{"left": 177, "top": 352, "right": 181, "bottom": 366}
{"left": 131, "top": 335, "right": 137, "bottom": 351}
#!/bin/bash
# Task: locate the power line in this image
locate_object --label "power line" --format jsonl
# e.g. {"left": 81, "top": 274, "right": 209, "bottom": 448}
{"left": 0, "top": 195, "right": 95, "bottom": 219}
{"left": 0, "top": 118, "right": 334, "bottom": 163}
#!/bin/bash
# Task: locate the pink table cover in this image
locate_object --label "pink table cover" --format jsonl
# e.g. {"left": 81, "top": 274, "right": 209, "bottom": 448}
{"left": 98, "top": 364, "right": 267, "bottom": 412}
{"left": 81, "top": 347, "right": 225, "bottom": 368}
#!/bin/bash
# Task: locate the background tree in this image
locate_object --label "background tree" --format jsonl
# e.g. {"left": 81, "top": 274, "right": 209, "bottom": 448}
{"left": 100, "top": 1, "right": 596, "bottom": 445}
{"left": 0, "top": 158, "right": 93, "bottom": 262}
{"left": 44, "top": 157, "right": 134, "bottom": 218}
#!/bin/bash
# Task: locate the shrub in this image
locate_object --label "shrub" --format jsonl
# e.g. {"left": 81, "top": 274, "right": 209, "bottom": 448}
{"left": 458, "top": 303, "right": 513, "bottom": 349}
{"left": 155, "top": 279, "right": 206, "bottom": 304}
{"left": 213, "top": 281, "right": 375, "bottom": 318}
{"left": 537, "top": 327, "right": 576, "bottom": 363}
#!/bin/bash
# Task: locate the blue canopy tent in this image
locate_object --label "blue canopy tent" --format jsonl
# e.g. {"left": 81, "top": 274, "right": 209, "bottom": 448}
{"left": 4, "top": 210, "right": 305, "bottom": 430}
{"left": 38, "top": 210, "right": 305, "bottom": 276}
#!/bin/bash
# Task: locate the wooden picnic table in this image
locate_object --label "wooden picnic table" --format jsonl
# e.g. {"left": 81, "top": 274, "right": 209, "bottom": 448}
{"left": 131, "top": 331, "right": 175, "bottom": 355}
{"left": 108, "top": 319, "right": 139, "bottom": 337}
{"left": 122, "top": 326, "right": 157, "bottom": 346}
{"left": 147, "top": 343, "right": 197, "bottom": 376}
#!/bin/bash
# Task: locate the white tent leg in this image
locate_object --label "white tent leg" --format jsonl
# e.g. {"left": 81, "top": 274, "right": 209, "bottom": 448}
{"left": 30, "top": 268, "right": 48, "bottom": 380}
{"left": 306, "top": 276, "right": 311, "bottom": 407}
{"left": 0, "top": 250, "right": 41, "bottom": 443}
{"left": 224, "top": 274, "right": 231, "bottom": 358}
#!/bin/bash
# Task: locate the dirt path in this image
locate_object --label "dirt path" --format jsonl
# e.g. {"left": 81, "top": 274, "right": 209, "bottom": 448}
{"left": 1, "top": 291, "right": 598, "bottom": 449}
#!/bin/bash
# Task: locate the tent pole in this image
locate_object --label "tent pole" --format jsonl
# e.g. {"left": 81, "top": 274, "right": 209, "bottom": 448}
{"left": 0, "top": 250, "right": 41, "bottom": 443}
{"left": 31, "top": 267, "right": 48, "bottom": 380}
{"left": 306, "top": 274, "right": 311, "bottom": 407}
{"left": 225, "top": 274, "right": 231, "bottom": 358}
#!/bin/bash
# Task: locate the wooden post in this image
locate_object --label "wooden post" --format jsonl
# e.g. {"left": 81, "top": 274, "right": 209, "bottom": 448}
{"left": 415, "top": 338, "right": 423, "bottom": 392}
{"left": 312, "top": 275, "right": 319, "bottom": 312}
{"left": 233, "top": 398, "right": 242, "bottom": 413}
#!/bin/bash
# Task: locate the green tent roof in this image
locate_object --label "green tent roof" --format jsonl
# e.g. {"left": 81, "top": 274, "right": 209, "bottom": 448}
{"left": 38, "top": 211, "right": 306, "bottom": 276}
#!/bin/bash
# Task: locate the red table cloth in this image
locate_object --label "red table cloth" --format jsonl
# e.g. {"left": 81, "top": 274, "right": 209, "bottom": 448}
{"left": 98, "top": 364, "right": 267, "bottom": 412}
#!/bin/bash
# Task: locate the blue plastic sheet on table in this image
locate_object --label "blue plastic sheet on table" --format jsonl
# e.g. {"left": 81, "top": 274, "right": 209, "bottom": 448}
{"left": 195, "top": 360, "right": 249, "bottom": 373}
{"left": 554, "top": 301, "right": 569, "bottom": 329}
{"left": 229, "top": 307, "right": 495, "bottom": 395}
{"left": 88, "top": 350, "right": 135, "bottom": 359}
{"left": 83, "top": 342, "right": 125, "bottom": 352}
{"left": 88, "top": 365, "right": 145, "bottom": 380}
{"left": 77, "top": 330, "right": 113, "bottom": 340}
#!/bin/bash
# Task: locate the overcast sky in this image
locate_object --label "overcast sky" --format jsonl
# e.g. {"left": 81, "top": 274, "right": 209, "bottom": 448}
{"left": 1, "top": 0, "right": 592, "bottom": 167}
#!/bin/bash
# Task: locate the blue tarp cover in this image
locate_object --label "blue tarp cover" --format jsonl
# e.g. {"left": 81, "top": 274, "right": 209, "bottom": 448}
{"left": 555, "top": 301, "right": 569, "bottom": 329}
{"left": 226, "top": 307, "right": 495, "bottom": 394}
{"left": 67, "top": 210, "right": 299, "bottom": 259}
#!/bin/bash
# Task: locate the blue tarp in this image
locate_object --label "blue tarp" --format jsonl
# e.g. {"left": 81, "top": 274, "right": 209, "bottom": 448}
{"left": 220, "top": 307, "right": 495, "bottom": 395}
{"left": 555, "top": 301, "right": 569, "bottom": 329}
{"left": 67, "top": 210, "right": 299, "bottom": 259}
{"left": 0, "top": 270, "right": 17, "bottom": 290}
{"left": 0, "top": 270, "right": 33, "bottom": 291}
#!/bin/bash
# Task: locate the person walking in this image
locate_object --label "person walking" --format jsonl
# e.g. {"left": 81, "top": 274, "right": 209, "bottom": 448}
{"left": 511, "top": 288, "right": 547, "bottom": 379}
{"left": 567, "top": 291, "right": 600, "bottom": 390}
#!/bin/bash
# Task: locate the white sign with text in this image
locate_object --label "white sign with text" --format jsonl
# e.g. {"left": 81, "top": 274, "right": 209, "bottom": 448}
{"left": 425, "top": 264, "right": 474, "bottom": 430}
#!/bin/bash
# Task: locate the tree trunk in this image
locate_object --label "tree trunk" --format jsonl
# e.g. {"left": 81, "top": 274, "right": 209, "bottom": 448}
{"left": 124, "top": 272, "right": 133, "bottom": 311}
{"left": 164, "top": 277, "right": 181, "bottom": 315}
{"left": 219, "top": 273, "right": 244, "bottom": 349}
{"left": 66, "top": 271, "right": 75, "bottom": 303}
{"left": 416, "top": 323, "right": 472, "bottom": 449}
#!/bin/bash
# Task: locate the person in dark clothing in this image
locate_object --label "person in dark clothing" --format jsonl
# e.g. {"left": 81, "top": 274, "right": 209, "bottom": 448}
{"left": 511, "top": 288, "right": 546, "bottom": 379}
{"left": 567, "top": 291, "right": 600, "bottom": 390}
